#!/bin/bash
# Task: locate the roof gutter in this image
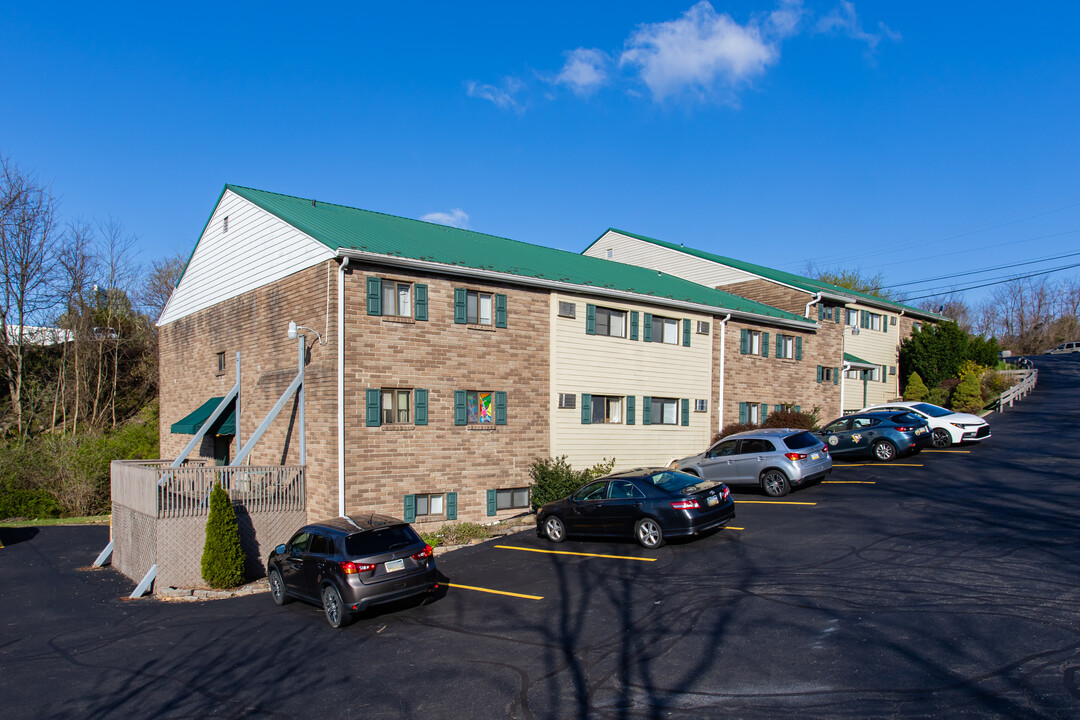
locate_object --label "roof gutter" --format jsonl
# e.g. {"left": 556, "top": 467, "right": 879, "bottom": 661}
{"left": 335, "top": 249, "right": 817, "bottom": 330}
{"left": 805, "top": 292, "right": 823, "bottom": 319}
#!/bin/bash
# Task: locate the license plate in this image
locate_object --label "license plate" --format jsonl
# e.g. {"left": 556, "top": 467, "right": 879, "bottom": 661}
{"left": 810, "top": 453, "right": 820, "bottom": 460}
{"left": 915, "top": 427, "right": 926, "bottom": 435}
{"left": 384, "top": 558, "right": 405, "bottom": 573}
{"left": 706, "top": 495, "right": 718, "bottom": 507}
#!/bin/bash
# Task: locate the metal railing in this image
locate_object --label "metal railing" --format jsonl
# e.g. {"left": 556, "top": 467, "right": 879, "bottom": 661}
{"left": 111, "top": 460, "right": 305, "bottom": 518}
{"left": 995, "top": 368, "right": 1038, "bottom": 411}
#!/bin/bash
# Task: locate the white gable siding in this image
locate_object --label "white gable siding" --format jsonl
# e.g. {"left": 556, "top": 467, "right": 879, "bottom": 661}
{"left": 586, "top": 230, "right": 759, "bottom": 288}
{"left": 158, "top": 190, "right": 335, "bottom": 325}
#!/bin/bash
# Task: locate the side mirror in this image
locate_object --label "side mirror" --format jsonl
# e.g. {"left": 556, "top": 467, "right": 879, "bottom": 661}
{"left": 275, "top": 544, "right": 287, "bottom": 556}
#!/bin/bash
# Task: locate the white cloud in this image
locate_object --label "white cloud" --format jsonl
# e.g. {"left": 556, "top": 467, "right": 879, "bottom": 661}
{"left": 466, "top": 77, "right": 525, "bottom": 113}
{"left": 764, "top": 0, "right": 807, "bottom": 39}
{"left": 554, "top": 48, "right": 611, "bottom": 97}
{"left": 420, "top": 208, "right": 470, "bottom": 229}
{"left": 619, "top": 1, "right": 779, "bottom": 102}
{"left": 816, "top": 1, "right": 900, "bottom": 51}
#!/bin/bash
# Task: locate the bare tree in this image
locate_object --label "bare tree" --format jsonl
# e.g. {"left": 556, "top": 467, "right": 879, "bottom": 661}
{"left": 0, "top": 154, "right": 59, "bottom": 439}
{"left": 140, "top": 251, "right": 185, "bottom": 321}
{"left": 52, "top": 221, "right": 97, "bottom": 433}
{"left": 91, "top": 217, "right": 140, "bottom": 428}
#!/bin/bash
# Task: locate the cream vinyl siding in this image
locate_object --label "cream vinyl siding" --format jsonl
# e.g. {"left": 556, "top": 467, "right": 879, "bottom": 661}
{"left": 550, "top": 293, "right": 713, "bottom": 471}
{"left": 158, "top": 190, "right": 335, "bottom": 325}
{"left": 844, "top": 305, "right": 900, "bottom": 410}
{"left": 586, "top": 230, "right": 757, "bottom": 288}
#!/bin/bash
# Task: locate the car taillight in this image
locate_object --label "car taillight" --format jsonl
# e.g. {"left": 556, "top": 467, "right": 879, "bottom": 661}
{"left": 340, "top": 560, "right": 376, "bottom": 574}
{"left": 671, "top": 499, "right": 699, "bottom": 510}
{"left": 821, "top": 444, "right": 829, "bottom": 453}
{"left": 412, "top": 544, "right": 434, "bottom": 561}
{"left": 721, "top": 486, "right": 730, "bottom": 501}
{"left": 785, "top": 452, "right": 808, "bottom": 461}
{"left": 894, "top": 426, "right": 912, "bottom": 432}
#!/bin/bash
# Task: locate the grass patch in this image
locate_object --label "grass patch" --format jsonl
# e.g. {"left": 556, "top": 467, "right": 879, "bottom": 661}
{"left": 0, "top": 514, "right": 111, "bottom": 528}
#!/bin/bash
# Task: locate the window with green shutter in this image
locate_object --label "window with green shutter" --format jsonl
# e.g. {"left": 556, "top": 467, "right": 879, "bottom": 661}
{"left": 626, "top": 395, "right": 636, "bottom": 425}
{"left": 761, "top": 332, "right": 770, "bottom": 358}
{"left": 630, "top": 311, "right": 639, "bottom": 340}
{"left": 643, "top": 396, "right": 652, "bottom": 425}
{"left": 446, "top": 492, "right": 458, "bottom": 520}
{"left": 682, "top": 319, "right": 691, "bottom": 347}
{"left": 414, "top": 389, "right": 428, "bottom": 425}
{"left": 680, "top": 398, "right": 689, "bottom": 426}
{"left": 643, "top": 313, "right": 653, "bottom": 342}
{"left": 495, "top": 294, "right": 507, "bottom": 328}
{"left": 581, "top": 393, "right": 592, "bottom": 424}
{"left": 453, "top": 288, "right": 467, "bottom": 324}
{"left": 367, "top": 277, "right": 382, "bottom": 316}
{"left": 365, "top": 388, "right": 381, "bottom": 426}
{"left": 494, "top": 391, "right": 507, "bottom": 425}
{"left": 456, "top": 390, "right": 503, "bottom": 425}
{"left": 414, "top": 284, "right": 428, "bottom": 321}
{"left": 403, "top": 494, "right": 416, "bottom": 522}
{"left": 585, "top": 304, "right": 596, "bottom": 335}
{"left": 486, "top": 489, "right": 497, "bottom": 516}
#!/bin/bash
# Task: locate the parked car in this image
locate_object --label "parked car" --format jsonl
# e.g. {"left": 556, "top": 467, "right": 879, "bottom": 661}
{"left": 267, "top": 515, "right": 437, "bottom": 628}
{"left": 1045, "top": 341, "right": 1080, "bottom": 354}
{"left": 672, "top": 428, "right": 832, "bottom": 497}
{"left": 815, "top": 411, "right": 931, "bottom": 461}
{"left": 536, "top": 468, "right": 735, "bottom": 549}
{"left": 859, "top": 401, "right": 991, "bottom": 448}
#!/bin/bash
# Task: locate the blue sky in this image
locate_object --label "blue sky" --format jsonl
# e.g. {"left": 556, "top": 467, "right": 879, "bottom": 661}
{"left": 2, "top": 1, "right": 1078, "bottom": 307}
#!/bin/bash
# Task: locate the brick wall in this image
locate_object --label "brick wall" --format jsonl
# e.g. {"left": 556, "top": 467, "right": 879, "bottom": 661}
{"left": 722, "top": 279, "right": 810, "bottom": 316}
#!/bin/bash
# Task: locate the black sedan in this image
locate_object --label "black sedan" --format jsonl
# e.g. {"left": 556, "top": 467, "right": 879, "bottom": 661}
{"left": 267, "top": 515, "right": 437, "bottom": 628}
{"left": 536, "top": 468, "right": 735, "bottom": 549}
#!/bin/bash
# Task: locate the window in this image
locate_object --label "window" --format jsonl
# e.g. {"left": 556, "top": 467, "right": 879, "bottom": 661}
{"left": 913, "top": 322, "right": 923, "bottom": 332}
{"left": 890, "top": 316, "right": 897, "bottom": 326}
{"left": 558, "top": 393, "right": 576, "bottom": 409}
{"left": 558, "top": 301, "right": 576, "bottom": 318}
{"left": 415, "top": 493, "right": 444, "bottom": 517}
{"left": 740, "top": 438, "right": 776, "bottom": 454}
{"left": 573, "top": 481, "right": 608, "bottom": 501}
{"left": 740, "top": 329, "right": 770, "bottom": 356}
{"left": 496, "top": 487, "right": 530, "bottom": 510}
{"left": 216, "top": 351, "right": 226, "bottom": 374}
{"left": 608, "top": 480, "right": 645, "bottom": 500}
{"left": 467, "top": 391, "right": 494, "bottom": 424}
{"left": 818, "top": 305, "right": 835, "bottom": 321}
{"left": 778, "top": 335, "right": 795, "bottom": 359}
{"left": 707, "top": 440, "right": 738, "bottom": 458}
{"left": 381, "top": 389, "right": 411, "bottom": 424}
{"left": 845, "top": 309, "right": 859, "bottom": 326}
{"left": 590, "top": 395, "right": 623, "bottom": 424}
{"left": 381, "top": 280, "right": 412, "bottom": 318}
{"left": 467, "top": 290, "right": 493, "bottom": 325}
{"left": 694, "top": 399, "right": 708, "bottom": 412}
{"left": 649, "top": 397, "right": 679, "bottom": 425}
{"left": 595, "top": 307, "right": 627, "bottom": 338}
{"left": 454, "top": 288, "right": 506, "bottom": 327}
{"left": 650, "top": 315, "right": 679, "bottom": 344}
{"left": 747, "top": 403, "right": 761, "bottom": 423}
{"left": 287, "top": 532, "right": 311, "bottom": 553}
{"left": 308, "top": 534, "right": 332, "bottom": 555}
{"left": 696, "top": 320, "right": 710, "bottom": 335}
{"left": 845, "top": 369, "right": 861, "bottom": 380}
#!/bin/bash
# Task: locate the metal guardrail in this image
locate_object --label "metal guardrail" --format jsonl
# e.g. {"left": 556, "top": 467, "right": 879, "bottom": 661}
{"left": 995, "top": 368, "right": 1038, "bottom": 411}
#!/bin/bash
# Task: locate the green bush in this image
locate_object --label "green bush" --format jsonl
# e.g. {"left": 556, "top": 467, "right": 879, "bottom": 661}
{"left": 0, "top": 486, "right": 63, "bottom": 521}
{"left": 200, "top": 483, "right": 246, "bottom": 588}
{"left": 903, "top": 372, "right": 928, "bottom": 401}
{"left": 420, "top": 522, "right": 492, "bottom": 547}
{"left": 761, "top": 409, "right": 816, "bottom": 430}
{"left": 926, "top": 386, "right": 950, "bottom": 407}
{"left": 529, "top": 456, "right": 615, "bottom": 511}
{"left": 982, "top": 370, "right": 1014, "bottom": 396}
{"left": 950, "top": 372, "right": 985, "bottom": 413}
{"left": 716, "top": 422, "right": 757, "bottom": 442}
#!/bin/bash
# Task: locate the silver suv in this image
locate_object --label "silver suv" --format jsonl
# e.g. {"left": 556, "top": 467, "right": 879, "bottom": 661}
{"left": 673, "top": 428, "right": 832, "bottom": 497}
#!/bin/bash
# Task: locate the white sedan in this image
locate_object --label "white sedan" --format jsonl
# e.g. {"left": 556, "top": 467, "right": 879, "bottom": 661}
{"left": 860, "top": 401, "right": 990, "bottom": 449}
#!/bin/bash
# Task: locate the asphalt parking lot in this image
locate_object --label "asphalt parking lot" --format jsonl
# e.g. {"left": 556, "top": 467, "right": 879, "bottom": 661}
{"left": 3, "top": 355, "right": 1079, "bottom": 720}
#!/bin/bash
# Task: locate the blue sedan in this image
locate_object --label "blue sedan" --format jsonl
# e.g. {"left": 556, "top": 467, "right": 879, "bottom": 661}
{"left": 814, "top": 411, "right": 932, "bottom": 462}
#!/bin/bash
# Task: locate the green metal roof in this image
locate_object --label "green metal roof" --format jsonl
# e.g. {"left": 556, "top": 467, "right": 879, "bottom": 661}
{"left": 591, "top": 228, "right": 945, "bottom": 322}
{"left": 223, "top": 185, "right": 812, "bottom": 325}
{"left": 170, "top": 397, "right": 235, "bottom": 436}
{"left": 843, "top": 352, "right": 876, "bottom": 367}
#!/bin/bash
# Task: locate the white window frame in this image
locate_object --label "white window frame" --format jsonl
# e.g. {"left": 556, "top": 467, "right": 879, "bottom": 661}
{"left": 748, "top": 330, "right": 762, "bottom": 355}
{"left": 591, "top": 395, "right": 623, "bottom": 424}
{"left": 381, "top": 280, "right": 413, "bottom": 318}
{"left": 595, "top": 307, "right": 627, "bottom": 338}
{"left": 747, "top": 403, "right": 762, "bottom": 424}
{"left": 381, "top": 389, "right": 411, "bottom": 424}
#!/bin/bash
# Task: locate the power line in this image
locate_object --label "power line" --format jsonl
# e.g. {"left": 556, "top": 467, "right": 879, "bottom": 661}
{"left": 902, "top": 261, "right": 1080, "bottom": 301}
{"left": 884, "top": 247, "right": 1080, "bottom": 289}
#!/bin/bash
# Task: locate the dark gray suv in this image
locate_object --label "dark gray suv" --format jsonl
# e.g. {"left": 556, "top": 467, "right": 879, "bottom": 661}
{"left": 267, "top": 515, "right": 437, "bottom": 627}
{"left": 672, "top": 428, "right": 832, "bottom": 497}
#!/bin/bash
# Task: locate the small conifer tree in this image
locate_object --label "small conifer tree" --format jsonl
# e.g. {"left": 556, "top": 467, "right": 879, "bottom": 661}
{"left": 904, "top": 372, "right": 929, "bottom": 402}
{"left": 201, "top": 482, "right": 246, "bottom": 588}
{"left": 950, "top": 371, "right": 985, "bottom": 414}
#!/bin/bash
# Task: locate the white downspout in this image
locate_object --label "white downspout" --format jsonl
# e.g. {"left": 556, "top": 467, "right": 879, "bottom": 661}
{"left": 717, "top": 314, "right": 731, "bottom": 433}
{"left": 805, "top": 292, "right": 823, "bottom": 319}
{"left": 337, "top": 257, "right": 348, "bottom": 517}
{"left": 840, "top": 362, "right": 851, "bottom": 416}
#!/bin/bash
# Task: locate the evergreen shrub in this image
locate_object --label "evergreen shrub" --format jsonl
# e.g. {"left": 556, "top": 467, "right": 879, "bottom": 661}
{"left": 903, "top": 372, "right": 929, "bottom": 401}
{"left": 200, "top": 483, "right": 246, "bottom": 588}
{"left": 529, "top": 456, "right": 615, "bottom": 511}
{"left": 950, "top": 372, "right": 985, "bottom": 413}
{"left": 0, "top": 486, "right": 62, "bottom": 520}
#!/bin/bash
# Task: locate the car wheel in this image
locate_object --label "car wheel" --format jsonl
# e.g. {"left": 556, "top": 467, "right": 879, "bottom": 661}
{"left": 761, "top": 470, "right": 790, "bottom": 498}
{"left": 543, "top": 515, "right": 566, "bottom": 543}
{"left": 931, "top": 428, "right": 952, "bottom": 448}
{"left": 268, "top": 567, "right": 290, "bottom": 606}
{"left": 873, "top": 440, "right": 897, "bottom": 462}
{"left": 635, "top": 518, "right": 664, "bottom": 549}
{"left": 322, "top": 585, "right": 352, "bottom": 628}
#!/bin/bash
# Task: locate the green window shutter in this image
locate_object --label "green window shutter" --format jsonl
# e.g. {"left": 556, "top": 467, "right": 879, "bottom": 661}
{"left": 682, "top": 319, "right": 691, "bottom": 347}
{"left": 581, "top": 393, "right": 592, "bottom": 424}
{"left": 626, "top": 395, "right": 635, "bottom": 425}
{"left": 414, "top": 284, "right": 428, "bottom": 321}
{"left": 446, "top": 492, "right": 458, "bottom": 520}
{"left": 836, "top": 311, "right": 843, "bottom": 324}
{"left": 760, "top": 403, "right": 768, "bottom": 420}
{"left": 454, "top": 390, "right": 467, "bottom": 425}
{"left": 861, "top": 311, "right": 869, "bottom": 329}
{"left": 643, "top": 313, "right": 653, "bottom": 342}
{"left": 681, "top": 398, "right": 689, "bottom": 426}
{"left": 794, "top": 405, "right": 801, "bottom": 413}
{"left": 495, "top": 293, "right": 507, "bottom": 328}
{"left": 630, "top": 311, "right": 639, "bottom": 340}
{"left": 739, "top": 402, "right": 747, "bottom": 424}
{"left": 366, "top": 277, "right": 382, "bottom": 316}
{"left": 817, "top": 365, "right": 823, "bottom": 383}
{"left": 833, "top": 367, "right": 840, "bottom": 385}
{"left": 761, "top": 332, "right": 770, "bottom": 358}
{"left": 453, "top": 288, "right": 467, "bottom": 324}
{"left": 817, "top": 305, "right": 823, "bottom": 321}
{"left": 795, "top": 337, "right": 803, "bottom": 361}
{"left": 414, "top": 389, "right": 428, "bottom": 425}
{"left": 775, "top": 334, "right": 783, "bottom": 357}
{"left": 774, "top": 404, "right": 781, "bottom": 413}
{"left": 643, "top": 397, "right": 652, "bottom": 425}
{"left": 882, "top": 365, "right": 888, "bottom": 383}
{"left": 585, "top": 304, "right": 596, "bottom": 335}
{"left": 882, "top": 317, "right": 888, "bottom": 333}
{"left": 486, "top": 489, "right": 497, "bottom": 517}
{"left": 403, "top": 494, "right": 416, "bottom": 523}
{"left": 740, "top": 329, "right": 748, "bottom": 354}
{"left": 494, "top": 391, "right": 507, "bottom": 425}
{"left": 366, "top": 388, "right": 381, "bottom": 427}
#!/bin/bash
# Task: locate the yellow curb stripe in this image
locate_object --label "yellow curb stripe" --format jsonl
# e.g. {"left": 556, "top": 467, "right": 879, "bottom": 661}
{"left": 723, "top": 526, "right": 745, "bottom": 531}
{"left": 834, "top": 463, "right": 924, "bottom": 467}
{"left": 444, "top": 582, "right": 543, "bottom": 600}
{"left": 923, "top": 450, "right": 971, "bottom": 453}
{"left": 822, "top": 481, "right": 877, "bottom": 484}
{"left": 494, "top": 545, "right": 656, "bottom": 562}
{"left": 734, "top": 500, "right": 817, "bottom": 505}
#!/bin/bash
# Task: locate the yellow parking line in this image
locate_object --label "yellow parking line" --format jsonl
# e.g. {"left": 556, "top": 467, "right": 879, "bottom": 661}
{"left": 924, "top": 450, "right": 971, "bottom": 454}
{"left": 444, "top": 582, "right": 543, "bottom": 600}
{"left": 494, "top": 545, "right": 656, "bottom": 562}
{"left": 723, "top": 526, "right": 745, "bottom": 530}
{"left": 834, "top": 463, "right": 924, "bottom": 467}
{"left": 822, "top": 481, "right": 876, "bottom": 484}
{"left": 734, "top": 500, "right": 817, "bottom": 505}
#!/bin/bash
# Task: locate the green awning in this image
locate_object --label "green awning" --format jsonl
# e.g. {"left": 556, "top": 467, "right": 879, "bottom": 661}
{"left": 170, "top": 397, "right": 235, "bottom": 436}
{"left": 843, "top": 352, "right": 877, "bottom": 368}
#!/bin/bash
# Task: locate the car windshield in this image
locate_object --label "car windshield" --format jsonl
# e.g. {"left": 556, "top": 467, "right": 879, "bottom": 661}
{"left": 783, "top": 431, "right": 820, "bottom": 450}
{"left": 645, "top": 470, "right": 719, "bottom": 494}
{"left": 891, "top": 412, "right": 923, "bottom": 425}
{"left": 344, "top": 525, "right": 420, "bottom": 556}
{"left": 911, "top": 403, "right": 952, "bottom": 418}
